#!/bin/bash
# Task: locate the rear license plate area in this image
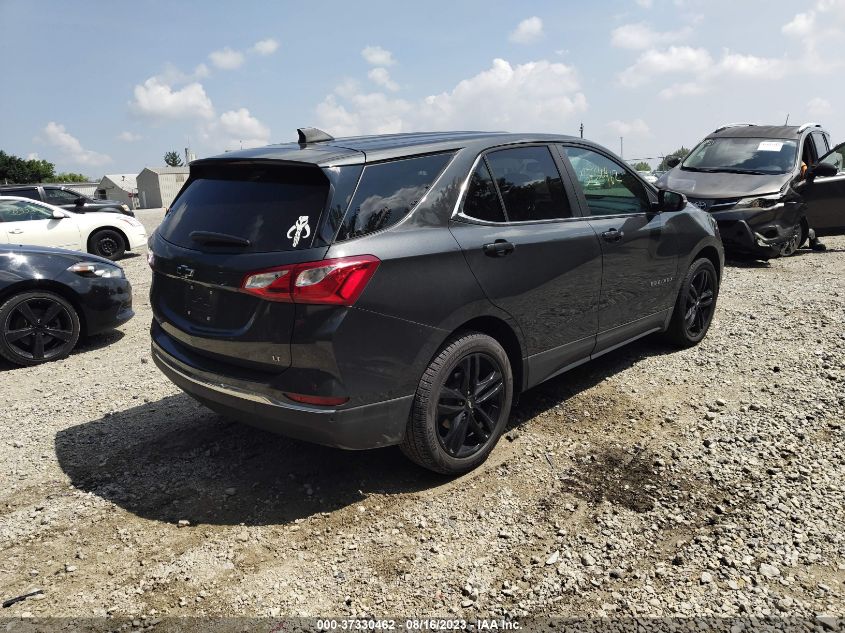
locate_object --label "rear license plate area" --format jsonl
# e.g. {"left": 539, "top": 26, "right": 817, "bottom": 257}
{"left": 184, "top": 283, "right": 218, "bottom": 324}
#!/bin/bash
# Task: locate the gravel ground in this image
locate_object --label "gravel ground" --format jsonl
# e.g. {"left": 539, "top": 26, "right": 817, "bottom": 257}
{"left": 1, "top": 208, "right": 843, "bottom": 628}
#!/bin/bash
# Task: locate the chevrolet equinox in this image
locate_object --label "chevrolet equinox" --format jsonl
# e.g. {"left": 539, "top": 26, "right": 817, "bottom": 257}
{"left": 149, "top": 129, "right": 724, "bottom": 474}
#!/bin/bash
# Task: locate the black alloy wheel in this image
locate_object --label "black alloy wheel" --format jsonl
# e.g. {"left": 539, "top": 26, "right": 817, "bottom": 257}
{"left": 400, "top": 332, "right": 514, "bottom": 475}
{"left": 436, "top": 352, "right": 505, "bottom": 458}
{"left": 665, "top": 257, "right": 719, "bottom": 347}
{"left": 0, "top": 292, "right": 80, "bottom": 366}
{"left": 683, "top": 267, "right": 716, "bottom": 338}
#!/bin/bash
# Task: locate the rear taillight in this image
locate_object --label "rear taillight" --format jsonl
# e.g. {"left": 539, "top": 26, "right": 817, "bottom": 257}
{"left": 241, "top": 255, "right": 380, "bottom": 305}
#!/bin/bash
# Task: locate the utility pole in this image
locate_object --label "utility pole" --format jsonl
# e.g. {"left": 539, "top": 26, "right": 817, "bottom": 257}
{"left": 620, "top": 137, "right": 624, "bottom": 159}
{"left": 579, "top": 122, "right": 584, "bottom": 139}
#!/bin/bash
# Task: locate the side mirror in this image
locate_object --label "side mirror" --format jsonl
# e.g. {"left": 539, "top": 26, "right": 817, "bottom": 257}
{"left": 666, "top": 157, "right": 681, "bottom": 168}
{"left": 656, "top": 189, "right": 687, "bottom": 212}
{"left": 807, "top": 162, "right": 838, "bottom": 180}
{"left": 75, "top": 197, "right": 86, "bottom": 205}
{"left": 52, "top": 210, "right": 67, "bottom": 219}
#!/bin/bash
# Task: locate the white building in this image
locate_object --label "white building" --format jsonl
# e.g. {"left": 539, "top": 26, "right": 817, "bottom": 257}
{"left": 137, "top": 167, "right": 189, "bottom": 209}
{"left": 96, "top": 174, "right": 138, "bottom": 209}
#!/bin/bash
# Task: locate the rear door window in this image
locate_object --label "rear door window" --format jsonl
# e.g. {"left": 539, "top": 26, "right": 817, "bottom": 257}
{"left": 462, "top": 161, "right": 506, "bottom": 222}
{"left": 484, "top": 146, "right": 572, "bottom": 221}
{"left": 336, "top": 152, "right": 453, "bottom": 241}
{"left": 158, "top": 163, "right": 330, "bottom": 253}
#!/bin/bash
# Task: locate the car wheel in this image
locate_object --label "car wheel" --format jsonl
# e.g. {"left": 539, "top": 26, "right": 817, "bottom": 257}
{"left": 400, "top": 332, "right": 513, "bottom": 475}
{"left": 89, "top": 229, "right": 125, "bottom": 260}
{"left": 664, "top": 258, "right": 719, "bottom": 347}
{"left": 0, "top": 291, "right": 81, "bottom": 366}
{"left": 778, "top": 224, "right": 802, "bottom": 257}
{"left": 797, "top": 220, "right": 809, "bottom": 249}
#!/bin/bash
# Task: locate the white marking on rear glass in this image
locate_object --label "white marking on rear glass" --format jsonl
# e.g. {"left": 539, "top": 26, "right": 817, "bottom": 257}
{"left": 286, "top": 215, "right": 311, "bottom": 247}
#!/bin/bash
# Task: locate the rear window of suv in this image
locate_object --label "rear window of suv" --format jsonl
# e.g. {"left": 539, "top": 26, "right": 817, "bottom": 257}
{"left": 335, "top": 152, "right": 454, "bottom": 241}
{"left": 157, "top": 163, "right": 330, "bottom": 253}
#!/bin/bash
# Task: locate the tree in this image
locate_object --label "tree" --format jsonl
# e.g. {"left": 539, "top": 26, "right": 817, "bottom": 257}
{"left": 658, "top": 146, "right": 691, "bottom": 171}
{"left": 0, "top": 150, "right": 56, "bottom": 184}
{"left": 164, "top": 151, "right": 184, "bottom": 167}
{"left": 632, "top": 161, "right": 652, "bottom": 172}
{"left": 48, "top": 172, "right": 89, "bottom": 183}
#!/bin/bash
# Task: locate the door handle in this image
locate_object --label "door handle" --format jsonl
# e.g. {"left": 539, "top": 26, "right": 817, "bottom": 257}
{"left": 601, "top": 229, "right": 624, "bottom": 243}
{"left": 482, "top": 239, "right": 515, "bottom": 257}
{"left": 9, "top": 229, "right": 23, "bottom": 234}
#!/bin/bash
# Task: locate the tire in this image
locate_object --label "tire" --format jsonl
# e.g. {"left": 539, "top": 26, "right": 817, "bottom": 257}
{"left": 664, "top": 258, "right": 719, "bottom": 348}
{"left": 797, "top": 220, "right": 809, "bottom": 249}
{"left": 778, "top": 223, "right": 802, "bottom": 257}
{"left": 0, "top": 291, "right": 81, "bottom": 366}
{"left": 88, "top": 229, "right": 125, "bottom": 260}
{"left": 400, "top": 332, "right": 514, "bottom": 475}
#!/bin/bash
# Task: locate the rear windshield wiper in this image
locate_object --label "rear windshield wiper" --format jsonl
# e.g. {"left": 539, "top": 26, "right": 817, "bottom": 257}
{"left": 189, "top": 231, "right": 251, "bottom": 247}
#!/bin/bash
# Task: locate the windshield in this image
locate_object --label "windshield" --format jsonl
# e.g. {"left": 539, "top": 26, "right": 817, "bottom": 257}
{"left": 682, "top": 137, "right": 797, "bottom": 175}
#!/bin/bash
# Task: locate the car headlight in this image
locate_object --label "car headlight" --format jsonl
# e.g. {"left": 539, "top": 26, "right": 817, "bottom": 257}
{"left": 68, "top": 261, "right": 125, "bottom": 279}
{"left": 734, "top": 194, "right": 783, "bottom": 209}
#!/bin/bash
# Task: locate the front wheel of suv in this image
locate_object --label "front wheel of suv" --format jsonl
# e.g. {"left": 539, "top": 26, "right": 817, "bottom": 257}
{"left": 664, "top": 257, "right": 719, "bottom": 347}
{"left": 400, "top": 332, "right": 513, "bottom": 475}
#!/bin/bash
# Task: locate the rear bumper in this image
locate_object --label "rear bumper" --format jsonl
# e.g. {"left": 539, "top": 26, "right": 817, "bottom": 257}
{"left": 151, "top": 338, "right": 412, "bottom": 450}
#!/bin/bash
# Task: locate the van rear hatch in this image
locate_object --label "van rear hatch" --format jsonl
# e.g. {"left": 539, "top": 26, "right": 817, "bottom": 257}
{"left": 150, "top": 159, "right": 362, "bottom": 372}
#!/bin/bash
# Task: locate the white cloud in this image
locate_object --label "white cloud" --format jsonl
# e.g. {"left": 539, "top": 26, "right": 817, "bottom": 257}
{"left": 316, "top": 58, "right": 587, "bottom": 137}
{"left": 361, "top": 45, "right": 396, "bottom": 66}
{"left": 807, "top": 96, "right": 833, "bottom": 117}
{"left": 719, "top": 52, "right": 787, "bottom": 78}
{"left": 782, "top": 1, "right": 845, "bottom": 72}
{"left": 618, "top": 46, "right": 714, "bottom": 87}
{"left": 117, "top": 131, "right": 142, "bottom": 142}
{"left": 618, "top": 45, "right": 789, "bottom": 97}
{"left": 130, "top": 77, "right": 215, "bottom": 120}
{"left": 509, "top": 16, "right": 544, "bottom": 44}
{"left": 610, "top": 22, "right": 691, "bottom": 50}
{"left": 782, "top": 11, "right": 815, "bottom": 37}
{"left": 40, "top": 122, "right": 110, "bottom": 166}
{"left": 658, "top": 81, "right": 707, "bottom": 99}
{"left": 201, "top": 108, "right": 271, "bottom": 151}
{"left": 209, "top": 46, "right": 245, "bottom": 70}
{"left": 606, "top": 118, "right": 651, "bottom": 137}
{"left": 193, "top": 63, "right": 211, "bottom": 79}
{"left": 635, "top": 0, "right": 653, "bottom": 7}
{"left": 26, "top": 152, "right": 39, "bottom": 160}
{"left": 251, "top": 38, "right": 279, "bottom": 55}
{"left": 368, "top": 67, "right": 399, "bottom": 91}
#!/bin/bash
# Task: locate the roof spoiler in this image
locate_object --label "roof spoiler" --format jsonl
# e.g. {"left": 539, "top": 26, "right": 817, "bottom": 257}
{"left": 797, "top": 122, "right": 822, "bottom": 133}
{"left": 297, "top": 127, "right": 334, "bottom": 144}
{"left": 712, "top": 123, "right": 754, "bottom": 134}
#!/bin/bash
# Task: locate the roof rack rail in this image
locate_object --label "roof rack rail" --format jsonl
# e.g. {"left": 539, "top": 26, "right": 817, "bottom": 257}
{"left": 712, "top": 123, "right": 755, "bottom": 134}
{"left": 297, "top": 127, "right": 334, "bottom": 144}
{"left": 797, "top": 122, "right": 822, "bottom": 133}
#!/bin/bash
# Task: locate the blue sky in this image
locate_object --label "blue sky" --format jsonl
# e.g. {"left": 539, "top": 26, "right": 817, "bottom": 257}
{"left": 1, "top": 0, "right": 842, "bottom": 176}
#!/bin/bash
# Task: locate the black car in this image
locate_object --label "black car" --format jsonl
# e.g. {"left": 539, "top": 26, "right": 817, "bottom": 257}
{"left": 0, "top": 184, "right": 134, "bottom": 217}
{"left": 657, "top": 123, "right": 844, "bottom": 259}
{"left": 0, "top": 244, "right": 133, "bottom": 366}
{"left": 149, "top": 128, "right": 724, "bottom": 474}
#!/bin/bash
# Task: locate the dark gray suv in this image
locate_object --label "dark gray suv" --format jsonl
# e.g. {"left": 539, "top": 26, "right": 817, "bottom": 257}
{"left": 149, "top": 129, "right": 724, "bottom": 474}
{"left": 657, "top": 123, "right": 844, "bottom": 259}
